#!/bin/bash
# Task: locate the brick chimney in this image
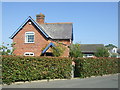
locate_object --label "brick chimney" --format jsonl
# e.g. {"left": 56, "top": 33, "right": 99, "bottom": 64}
{"left": 36, "top": 13, "right": 45, "bottom": 24}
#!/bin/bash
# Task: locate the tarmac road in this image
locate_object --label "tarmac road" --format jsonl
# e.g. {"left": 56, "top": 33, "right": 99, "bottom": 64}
{"left": 2, "top": 74, "right": 119, "bottom": 88}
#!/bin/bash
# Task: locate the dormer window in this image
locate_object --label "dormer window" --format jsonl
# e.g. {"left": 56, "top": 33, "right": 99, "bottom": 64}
{"left": 25, "top": 32, "right": 34, "bottom": 43}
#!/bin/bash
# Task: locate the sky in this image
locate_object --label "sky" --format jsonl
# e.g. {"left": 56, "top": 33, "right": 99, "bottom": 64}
{"left": 2, "top": 2, "right": 118, "bottom": 47}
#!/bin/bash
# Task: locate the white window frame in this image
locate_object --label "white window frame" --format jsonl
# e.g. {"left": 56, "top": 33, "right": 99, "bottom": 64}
{"left": 83, "top": 54, "right": 94, "bottom": 58}
{"left": 25, "top": 32, "right": 35, "bottom": 43}
{"left": 24, "top": 52, "right": 34, "bottom": 56}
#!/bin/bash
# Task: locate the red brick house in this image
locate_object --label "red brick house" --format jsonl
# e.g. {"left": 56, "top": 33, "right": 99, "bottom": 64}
{"left": 10, "top": 13, "right": 73, "bottom": 57}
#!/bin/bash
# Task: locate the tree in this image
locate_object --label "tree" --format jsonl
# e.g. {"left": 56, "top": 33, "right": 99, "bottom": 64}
{"left": 69, "top": 44, "right": 83, "bottom": 58}
{"left": 51, "top": 43, "right": 65, "bottom": 57}
{"left": 105, "top": 44, "right": 117, "bottom": 49}
{"left": 0, "top": 42, "right": 16, "bottom": 55}
{"left": 95, "top": 47, "right": 109, "bottom": 57}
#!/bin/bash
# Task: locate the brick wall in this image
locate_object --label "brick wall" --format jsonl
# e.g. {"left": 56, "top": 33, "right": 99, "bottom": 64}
{"left": 13, "top": 21, "right": 49, "bottom": 56}
{"left": 13, "top": 21, "right": 70, "bottom": 57}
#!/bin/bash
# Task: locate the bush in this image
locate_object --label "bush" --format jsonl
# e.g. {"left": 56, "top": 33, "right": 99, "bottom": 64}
{"left": 2, "top": 56, "right": 72, "bottom": 85}
{"left": 69, "top": 44, "right": 83, "bottom": 58}
{"left": 51, "top": 43, "right": 65, "bottom": 57}
{"left": 95, "top": 47, "right": 109, "bottom": 57}
{"left": 74, "top": 57, "right": 119, "bottom": 78}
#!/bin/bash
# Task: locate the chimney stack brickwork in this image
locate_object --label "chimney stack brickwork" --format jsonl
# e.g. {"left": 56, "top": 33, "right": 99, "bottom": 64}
{"left": 36, "top": 13, "right": 45, "bottom": 24}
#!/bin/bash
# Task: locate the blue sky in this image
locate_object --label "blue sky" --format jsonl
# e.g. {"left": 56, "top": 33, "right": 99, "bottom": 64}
{"left": 2, "top": 2, "right": 118, "bottom": 46}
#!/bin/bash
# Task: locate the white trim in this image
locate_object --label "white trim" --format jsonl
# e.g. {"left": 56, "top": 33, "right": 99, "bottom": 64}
{"left": 70, "top": 39, "right": 71, "bottom": 44}
{"left": 25, "top": 31, "right": 35, "bottom": 43}
{"left": 83, "top": 54, "right": 94, "bottom": 58}
{"left": 10, "top": 16, "right": 49, "bottom": 39}
{"left": 24, "top": 52, "right": 34, "bottom": 56}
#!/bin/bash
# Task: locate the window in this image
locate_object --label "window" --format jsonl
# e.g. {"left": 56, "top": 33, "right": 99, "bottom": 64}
{"left": 83, "top": 54, "right": 94, "bottom": 58}
{"left": 24, "top": 52, "right": 34, "bottom": 56}
{"left": 25, "top": 32, "right": 34, "bottom": 43}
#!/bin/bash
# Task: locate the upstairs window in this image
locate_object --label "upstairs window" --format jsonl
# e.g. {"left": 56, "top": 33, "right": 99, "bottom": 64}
{"left": 25, "top": 32, "right": 34, "bottom": 43}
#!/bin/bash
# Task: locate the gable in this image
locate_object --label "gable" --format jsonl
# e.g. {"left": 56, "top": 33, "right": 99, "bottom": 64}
{"left": 10, "top": 16, "right": 73, "bottom": 41}
{"left": 10, "top": 16, "right": 49, "bottom": 39}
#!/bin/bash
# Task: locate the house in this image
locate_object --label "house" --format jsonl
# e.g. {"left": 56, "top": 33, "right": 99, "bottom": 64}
{"left": 117, "top": 49, "right": 120, "bottom": 58}
{"left": 105, "top": 44, "right": 118, "bottom": 57}
{"left": 10, "top": 13, "right": 73, "bottom": 57}
{"left": 109, "top": 47, "right": 118, "bottom": 53}
{"left": 80, "top": 44, "right": 105, "bottom": 58}
{"left": 108, "top": 47, "right": 118, "bottom": 57}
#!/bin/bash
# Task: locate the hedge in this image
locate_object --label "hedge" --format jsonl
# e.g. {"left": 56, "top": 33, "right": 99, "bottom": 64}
{"left": 2, "top": 56, "right": 72, "bottom": 84}
{"left": 2, "top": 56, "right": 119, "bottom": 85}
{"left": 74, "top": 57, "right": 119, "bottom": 78}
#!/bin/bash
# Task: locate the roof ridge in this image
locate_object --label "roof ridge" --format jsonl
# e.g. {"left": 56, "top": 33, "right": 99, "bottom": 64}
{"left": 10, "top": 16, "right": 49, "bottom": 39}
{"left": 80, "top": 44, "right": 104, "bottom": 45}
{"left": 43, "top": 22, "right": 72, "bottom": 24}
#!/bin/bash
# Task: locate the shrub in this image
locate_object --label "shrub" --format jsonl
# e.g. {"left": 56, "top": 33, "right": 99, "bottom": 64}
{"left": 51, "top": 43, "right": 65, "bottom": 57}
{"left": 2, "top": 56, "right": 72, "bottom": 85}
{"left": 95, "top": 47, "right": 109, "bottom": 57}
{"left": 74, "top": 57, "right": 119, "bottom": 78}
{"left": 111, "top": 53, "right": 118, "bottom": 57}
{"left": 69, "top": 44, "right": 83, "bottom": 58}
{"left": 0, "top": 42, "right": 16, "bottom": 55}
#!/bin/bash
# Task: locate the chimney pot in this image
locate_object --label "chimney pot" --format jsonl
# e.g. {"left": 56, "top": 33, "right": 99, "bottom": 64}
{"left": 36, "top": 13, "right": 45, "bottom": 24}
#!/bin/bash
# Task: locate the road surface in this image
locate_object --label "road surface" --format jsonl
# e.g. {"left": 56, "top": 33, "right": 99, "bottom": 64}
{"left": 2, "top": 74, "right": 119, "bottom": 88}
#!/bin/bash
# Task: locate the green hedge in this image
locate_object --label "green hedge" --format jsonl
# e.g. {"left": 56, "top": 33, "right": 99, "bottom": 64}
{"left": 2, "top": 56, "right": 119, "bottom": 85}
{"left": 2, "top": 56, "right": 72, "bottom": 84}
{"left": 74, "top": 57, "right": 119, "bottom": 78}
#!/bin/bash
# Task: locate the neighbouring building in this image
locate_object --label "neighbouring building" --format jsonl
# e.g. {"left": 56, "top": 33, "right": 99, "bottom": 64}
{"left": 10, "top": 13, "right": 73, "bottom": 57}
{"left": 80, "top": 44, "right": 105, "bottom": 58}
{"left": 117, "top": 49, "right": 120, "bottom": 58}
{"left": 108, "top": 47, "right": 118, "bottom": 57}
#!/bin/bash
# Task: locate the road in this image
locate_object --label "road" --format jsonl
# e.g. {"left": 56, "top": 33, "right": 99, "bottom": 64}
{"left": 2, "top": 74, "right": 118, "bottom": 88}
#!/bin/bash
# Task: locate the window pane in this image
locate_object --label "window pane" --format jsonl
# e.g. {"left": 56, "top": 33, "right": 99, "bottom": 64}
{"left": 25, "top": 32, "right": 34, "bottom": 43}
{"left": 24, "top": 52, "right": 34, "bottom": 56}
{"left": 27, "top": 35, "right": 34, "bottom": 42}
{"left": 25, "top": 54, "right": 29, "bottom": 55}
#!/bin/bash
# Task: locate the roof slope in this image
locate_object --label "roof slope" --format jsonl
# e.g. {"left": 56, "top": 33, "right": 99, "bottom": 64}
{"left": 40, "top": 23, "right": 73, "bottom": 40}
{"left": 80, "top": 44, "right": 105, "bottom": 53}
{"left": 42, "top": 42, "right": 55, "bottom": 54}
{"left": 10, "top": 16, "right": 73, "bottom": 40}
{"left": 10, "top": 16, "right": 49, "bottom": 39}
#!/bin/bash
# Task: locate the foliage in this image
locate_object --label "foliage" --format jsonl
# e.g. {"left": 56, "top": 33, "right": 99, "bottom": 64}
{"left": 69, "top": 44, "right": 83, "bottom": 58}
{"left": 51, "top": 44, "right": 65, "bottom": 57}
{"left": 0, "top": 42, "right": 16, "bottom": 55}
{"left": 105, "top": 44, "right": 117, "bottom": 50}
{"left": 111, "top": 53, "right": 118, "bottom": 57}
{"left": 74, "top": 57, "right": 119, "bottom": 78}
{"left": 2, "top": 56, "right": 72, "bottom": 85}
{"left": 95, "top": 47, "right": 109, "bottom": 57}
{"left": 10, "top": 42, "right": 16, "bottom": 55}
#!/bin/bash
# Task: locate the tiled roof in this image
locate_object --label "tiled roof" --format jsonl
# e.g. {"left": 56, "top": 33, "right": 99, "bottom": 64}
{"left": 10, "top": 16, "right": 73, "bottom": 40}
{"left": 39, "top": 23, "right": 73, "bottom": 39}
{"left": 10, "top": 16, "right": 49, "bottom": 39}
{"left": 80, "top": 44, "right": 105, "bottom": 53}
